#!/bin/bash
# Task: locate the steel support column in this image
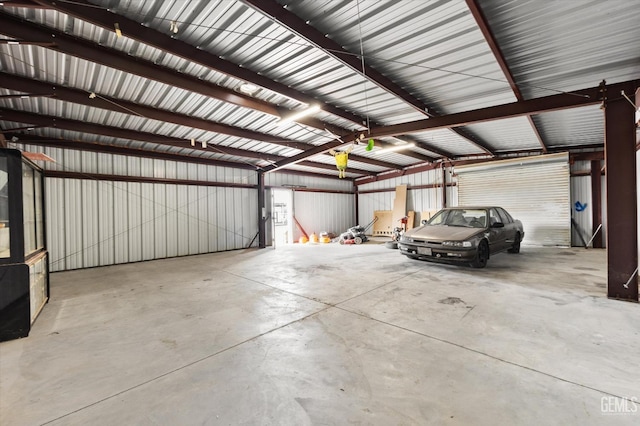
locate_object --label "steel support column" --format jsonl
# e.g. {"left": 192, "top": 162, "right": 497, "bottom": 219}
{"left": 605, "top": 89, "right": 638, "bottom": 301}
{"left": 590, "top": 160, "right": 603, "bottom": 248}
{"left": 258, "top": 172, "right": 266, "bottom": 249}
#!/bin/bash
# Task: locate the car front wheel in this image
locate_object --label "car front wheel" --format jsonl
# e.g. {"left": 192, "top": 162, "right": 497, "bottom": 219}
{"left": 471, "top": 240, "right": 489, "bottom": 268}
{"left": 508, "top": 233, "right": 521, "bottom": 253}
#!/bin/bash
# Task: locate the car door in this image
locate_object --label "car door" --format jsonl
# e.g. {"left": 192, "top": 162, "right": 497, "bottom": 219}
{"left": 497, "top": 207, "right": 518, "bottom": 246}
{"left": 488, "top": 208, "right": 508, "bottom": 252}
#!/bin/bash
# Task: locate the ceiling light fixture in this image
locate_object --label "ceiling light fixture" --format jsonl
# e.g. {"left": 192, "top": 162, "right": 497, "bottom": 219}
{"left": 375, "top": 143, "right": 416, "bottom": 154}
{"left": 276, "top": 105, "right": 321, "bottom": 126}
{"left": 170, "top": 21, "right": 179, "bottom": 34}
{"left": 190, "top": 138, "right": 195, "bottom": 147}
{"left": 114, "top": 23, "right": 122, "bottom": 38}
{"left": 239, "top": 83, "right": 258, "bottom": 95}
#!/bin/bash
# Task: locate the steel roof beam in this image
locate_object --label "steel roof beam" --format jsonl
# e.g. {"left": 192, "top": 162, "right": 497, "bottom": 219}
{"left": 341, "top": 79, "right": 640, "bottom": 140}
{"left": 0, "top": 12, "right": 300, "bottom": 120}
{"left": 0, "top": 72, "right": 402, "bottom": 170}
{"left": 466, "top": 0, "right": 547, "bottom": 153}
{"left": 241, "top": 0, "right": 495, "bottom": 156}
{"left": 262, "top": 139, "right": 435, "bottom": 173}
{"left": 1, "top": 111, "right": 376, "bottom": 176}
{"left": 11, "top": 134, "right": 351, "bottom": 181}
{"left": 9, "top": 134, "right": 258, "bottom": 169}
{"left": 0, "top": 72, "right": 309, "bottom": 150}
{"left": 0, "top": 108, "right": 280, "bottom": 162}
{"left": 0, "top": 1, "right": 46, "bottom": 8}
{"left": 0, "top": 12, "right": 271, "bottom": 116}
{"left": 28, "top": 0, "right": 365, "bottom": 127}
{"left": 28, "top": 0, "right": 454, "bottom": 160}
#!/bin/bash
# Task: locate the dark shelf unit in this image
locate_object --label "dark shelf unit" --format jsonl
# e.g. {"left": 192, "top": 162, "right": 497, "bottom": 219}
{"left": 0, "top": 148, "right": 49, "bottom": 342}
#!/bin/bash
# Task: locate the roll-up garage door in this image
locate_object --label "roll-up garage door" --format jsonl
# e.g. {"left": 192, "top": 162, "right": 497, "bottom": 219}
{"left": 456, "top": 153, "right": 570, "bottom": 247}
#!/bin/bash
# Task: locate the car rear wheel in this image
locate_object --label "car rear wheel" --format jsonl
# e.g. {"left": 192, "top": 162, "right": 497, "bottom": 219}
{"left": 508, "top": 233, "right": 521, "bottom": 253}
{"left": 472, "top": 240, "right": 489, "bottom": 268}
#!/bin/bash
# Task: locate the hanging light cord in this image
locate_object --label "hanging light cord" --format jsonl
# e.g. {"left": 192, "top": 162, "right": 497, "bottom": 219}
{"left": 355, "top": 0, "right": 370, "bottom": 134}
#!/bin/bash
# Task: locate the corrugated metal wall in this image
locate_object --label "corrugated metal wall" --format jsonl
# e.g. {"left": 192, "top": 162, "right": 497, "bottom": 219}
{"left": 292, "top": 191, "right": 355, "bottom": 241}
{"left": 570, "top": 160, "right": 606, "bottom": 247}
{"left": 17, "top": 144, "right": 258, "bottom": 272}
{"left": 456, "top": 153, "right": 570, "bottom": 247}
{"left": 46, "top": 179, "right": 257, "bottom": 272}
{"left": 265, "top": 172, "right": 355, "bottom": 243}
{"left": 357, "top": 167, "right": 456, "bottom": 232}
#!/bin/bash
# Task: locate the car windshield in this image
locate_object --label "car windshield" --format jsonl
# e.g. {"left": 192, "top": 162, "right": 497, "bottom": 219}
{"left": 428, "top": 209, "right": 487, "bottom": 228}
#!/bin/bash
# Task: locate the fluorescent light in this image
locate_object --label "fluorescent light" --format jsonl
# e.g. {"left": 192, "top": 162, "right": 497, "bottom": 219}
{"left": 375, "top": 143, "right": 415, "bottom": 154}
{"left": 277, "top": 105, "right": 321, "bottom": 126}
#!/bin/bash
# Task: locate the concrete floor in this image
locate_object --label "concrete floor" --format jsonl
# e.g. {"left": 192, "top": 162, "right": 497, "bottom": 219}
{"left": 1, "top": 243, "right": 639, "bottom": 425}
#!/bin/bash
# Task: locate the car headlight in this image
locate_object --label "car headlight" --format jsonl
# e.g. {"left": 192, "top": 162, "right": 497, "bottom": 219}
{"left": 442, "top": 241, "right": 472, "bottom": 247}
{"left": 400, "top": 235, "right": 411, "bottom": 243}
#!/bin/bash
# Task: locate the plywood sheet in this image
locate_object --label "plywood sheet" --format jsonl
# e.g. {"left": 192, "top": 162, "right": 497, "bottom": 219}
{"left": 406, "top": 211, "right": 415, "bottom": 230}
{"left": 372, "top": 210, "right": 393, "bottom": 236}
{"left": 391, "top": 185, "right": 407, "bottom": 229}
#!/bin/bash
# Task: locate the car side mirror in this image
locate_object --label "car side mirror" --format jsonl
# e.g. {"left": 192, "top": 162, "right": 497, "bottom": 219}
{"left": 421, "top": 219, "right": 429, "bottom": 225}
{"left": 491, "top": 222, "right": 505, "bottom": 228}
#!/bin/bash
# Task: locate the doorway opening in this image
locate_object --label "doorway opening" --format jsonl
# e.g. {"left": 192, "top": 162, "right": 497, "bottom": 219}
{"left": 272, "top": 189, "right": 293, "bottom": 248}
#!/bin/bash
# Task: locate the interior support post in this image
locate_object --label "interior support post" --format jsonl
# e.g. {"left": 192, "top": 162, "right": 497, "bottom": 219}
{"left": 604, "top": 85, "right": 638, "bottom": 301}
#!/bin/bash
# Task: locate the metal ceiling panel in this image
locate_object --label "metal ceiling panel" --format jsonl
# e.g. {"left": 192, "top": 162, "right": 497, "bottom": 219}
{"left": 278, "top": 0, "right": 517, "bottom": 115}
{"left": 1, "top": 0, "right": 636, "bottom": 179}
{"left": 477, "top": 0, "right": 640, "bottom": 99}
{"left": 533, "top": 105, "right": 605, "bottom": 149}
{"left": 462, "top": 116, "right": 542, "bottom": 152}
{"left": 410, "top": 128, "right": 487, "bottom": 157}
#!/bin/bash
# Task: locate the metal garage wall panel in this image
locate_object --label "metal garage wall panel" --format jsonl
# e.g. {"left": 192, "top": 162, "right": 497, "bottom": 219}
{"left": 128, "top": 157, "right": 143, "bottom": 178}
{"left": 141, "top": 183, "right": 156, "bottom": 260}
{"left": 456, "top": 153, "right": 570, "bottom": 246}
{"left": 187, "top": 186, "right": 200, "bottom": 254}
{"left": 197, "top": 186, "right": 209, "bottom": 254}
{"left": 216, "top": 188, "right": 228, "bottom": 251}
{"left": 81, "top": 179, "right": 99, "bottom": 267}
{"left": 22, "top": 145, "right": 260, "bottom": 271}
{"left": 569, "top": 160, "right": 607, "bottom": 247}
{"left": 127, "top": 182, "right": 143, "bottom": 262}
{"left": 97, "top": 153, "right": 113, "bottom": 175}
{"left": 98, "top": 181, "right": 115, "bottom": 266}
{"left": 571, "top": 176, "right": 592, "bottom": 246}
{"left": 46, "top": 179, "right": 65, "bottom": 272}
{"left": 63, "top": 178, "right": 83, "bottom": 270}
{"left": 113, "top": 181, "right": 129, "bottom": 265}
{"left": 293, "top": 191, "right": 355, "bottom": 240}
{"left": 81, "top": 151, "right": 98, "bottom": 173}
{"left": 165, "top": 185, "right": 179, "bottom": 258}
{"left": 153, "top": 184, "right": 167, "bottom": 259}
{"left": 177, "top": 185, "right": 190, "bottom": 256}
{"left": 207, "top": 188, "right": 221, "bottom": 252}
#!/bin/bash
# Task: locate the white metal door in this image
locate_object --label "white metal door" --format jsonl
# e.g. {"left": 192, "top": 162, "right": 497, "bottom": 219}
{"left": 456, "top": 153, "right": 570, "bottom": 247}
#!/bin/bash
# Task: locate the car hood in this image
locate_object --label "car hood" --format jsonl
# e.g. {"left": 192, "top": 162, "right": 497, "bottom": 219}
{"left": 404, "top": 225, "right": 482, "bottom": 241}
